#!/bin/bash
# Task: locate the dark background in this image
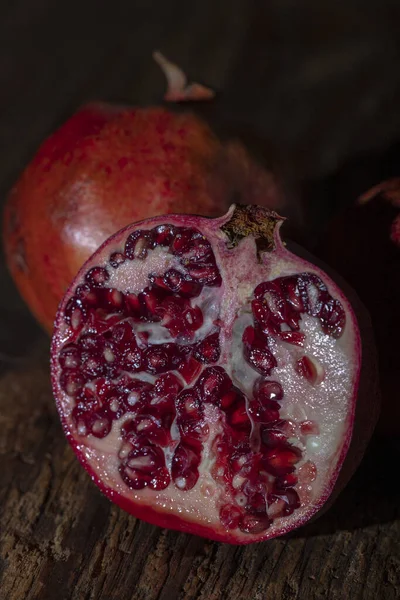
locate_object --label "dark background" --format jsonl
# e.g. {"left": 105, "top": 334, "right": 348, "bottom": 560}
{"left": 0, "top": 1, "right": 399, "bottom": 599}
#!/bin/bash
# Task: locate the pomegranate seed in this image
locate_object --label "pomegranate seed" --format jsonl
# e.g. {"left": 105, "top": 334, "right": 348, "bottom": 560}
{"left": 95, "top": 377, "right": 114, "bottom": 398}
{"left": 187, "top": 265, "right": 222, "bottom": 287}
{"left": 178, "top": 278, "right": 202, "bottom": 298}
{"left": 193, "top": 331, "right": 220, "bottom": 363}
{"left": 75, "top": 284, "right": 98, "bottom": 306}
{"left": 150, "top": 467, "right": 172, "bottom": 490}
{"left": 85, "top": 267, "right": 109, "bottom": 287}
{"left": 158, "top": 295, "right": 186, "bottom": 317}
{"left": 302, "top": 274, "right": 326, "bottom": 317}
{"left": 109, "top": 396, "right": 125, "bottom": 417}
{"left": 91, "top": 415, "right": 112, "bottom": 438}
{"left": 251, "top": 300, "right": 272, "bottom": 329}
{"left": 123, "top": 381, "right": 153, "bottom": 408}
{"left": 243, "top": 327, "right": 277, "bottom": 376}
{"left": 183, "top": 305, "right": 204, "bottom": 332}
{"left": 64, "top": 297, "right": 87, "bottom": 330}
{"left": 120, "top": 464, "right": 170, "bottom": 491}
{"left": 170, "top": 228, "right": 195, "bottom": 255}
{"left": 295, "top": 356, "right": 319, "bottom": 384}
{"left": 59, "top": 370, "right": 85, "bottom": 396}
{"left": 239, "top": 513, "right": 271, "bottom": 534}
{"left": 171, "top": 443, "right": 201, "bottom": 490}
{"left": 269, "top": 489, "right": 301, "bottom": 516}
{"left": 120, "top": 347, "right": 142, "bottom": 372}
{"left": 253, "top": 379, "right": 283, "bottom": 403}
{"left": 298, "top": 460, "right": 317, "bottom": 483}
{"left": 254, "top": 282, "right": 286, "bottom": 324}
{"left": 81, "top": 353, "right": 106, "bottom": 378}
{"left": 125, "top": 293, "right": 141, "bottom": 318}
{"left": 139, "top": 287, "right": 165, "bottom": 321}
{"left": 159, "top": 298, "right": 204, "bottom": 339}
{"left": 111, "top": 321, "right": 134, "bottom": 347}
{"left": 199, "top": 366, "right": 232, "bottom": 405}
{"left": 245, "top": 491, "right": 268, "bottom": 516}
{"left": 119, "top": 467, "right": 151, "bottom": 490}
{"left": 153, "top": 372, "right": 183, "bottom": 397}
{"left": 178, "top": 356, "right": 202, "bottom": 384}
{"left": 181, "top": 235, "right": 212, "bottom": 263}
{"left": 72, "top": 401, "right": 113, "bottom": 438}
{"left": 249, "top": 400, "right": 280, "bottom": 423}
{"left": 300, "top": 420, "right": 320, "bottom": 436}
{"left": 226, "top": 394, "right": 250, "bottom": 429}
{"left": 128, "top": 230, "right": 155, "bottom": 260}
{"left": 59, "top": 343, "right": 81, "bottom": 369}
{"left": 219, "top": 504, "right": 242, "bottom": 529}
{"left": 220, "top": 389, "right": 238, "bottom": 410}
{"left": 229, "top": 453, "right": 248, "bottom": 474}
{"left": 153, "top": 224, "right": 176, "bottom": 246}
{"left": 280, "top": 276, "right": 308, "bottom": 312}
{"left": 109, "top": 252, "right": 125, "bottom": 268}
{"left": 102, "top": 288, "right": 125, "bottom": 310}
{"left": 277, "top": 330, "right": 305, "bottom": 346}
{"left": 319, "top": 298, "right": 346, "bottom": 338}
{"left": 263, "top": 446, "right": 302, "bottom": 476}
{"left": 120, "top": 444, "right": 170, "bottom": 490}
{"left": 261, "top": 423, "right": 288, "bottom": 447}
{"left": 274, "top": 473, "right": 298, "bottom": 490}
{"left": 176, "top": 389, "right": 202, "bottom": 421}
{"left": 162, "top": 269, "right": 184, "bottom": 292}
{"left": 143, "top": 344, "right": 184, "bottom": 374}
{"left": 148, "top": 274, "right": 167, "bottom": 291}
{"left": 179, "top": 418, "right": 209, "bottom": 443}
{"left": 253, "top": 281, "right": 270, "bottom": 301}
{"left": 79, "top": 333, "right": 101, "bottom": 352}
{"left": 126, "top": 446, "right": 164, "bottom": 473}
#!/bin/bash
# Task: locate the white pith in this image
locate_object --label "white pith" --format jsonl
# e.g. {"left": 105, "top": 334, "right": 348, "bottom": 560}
{"left": 53, "top": 208, "right": 360, "bottom": 542}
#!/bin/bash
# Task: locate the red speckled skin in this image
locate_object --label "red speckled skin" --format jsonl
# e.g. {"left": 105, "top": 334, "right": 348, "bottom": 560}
{"left": 4, "top": 103, "right": 281, "bottom": 333}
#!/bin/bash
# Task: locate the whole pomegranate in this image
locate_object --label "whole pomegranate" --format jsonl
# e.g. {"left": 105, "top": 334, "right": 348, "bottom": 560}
{"left": 51, "top": 205, "right": 378, "bottom": 543}
{"left": 4, "top": 103, "right": 281, "bottom": 333}
{"left": 317, "top": 179, "right": 400, "bottom": 434}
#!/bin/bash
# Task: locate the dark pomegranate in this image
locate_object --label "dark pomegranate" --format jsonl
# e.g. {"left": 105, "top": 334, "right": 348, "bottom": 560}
{"left": 51, "top": 205, "right": 378, "bottom": 543}
{"left": 3, "top": 104, "right": 282, "bottom": 333}
{"left": 317, "top": 178, "right": 400, "bottom": 434}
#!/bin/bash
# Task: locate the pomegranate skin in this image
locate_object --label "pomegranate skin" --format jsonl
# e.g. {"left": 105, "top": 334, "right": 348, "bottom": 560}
{"left": 50, "top": 206, "right": 379, "bottom": 544}
{"left": 3, "top": 103, "right": 281, "bottom": 334}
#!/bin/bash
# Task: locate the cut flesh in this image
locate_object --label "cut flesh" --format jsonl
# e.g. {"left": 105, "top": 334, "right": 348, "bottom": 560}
{"left": 51, "top": 205, "right": 360, "bottom": 543}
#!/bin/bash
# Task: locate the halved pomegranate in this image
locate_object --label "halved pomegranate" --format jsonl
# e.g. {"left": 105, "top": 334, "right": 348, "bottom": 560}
{"left": 51, "top": 205, "right": 378, "bottom": 543}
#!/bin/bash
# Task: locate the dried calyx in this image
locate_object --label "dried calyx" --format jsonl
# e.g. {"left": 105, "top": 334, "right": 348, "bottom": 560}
{"left": 51, "top": 204, "right": 364, "bottom": 544}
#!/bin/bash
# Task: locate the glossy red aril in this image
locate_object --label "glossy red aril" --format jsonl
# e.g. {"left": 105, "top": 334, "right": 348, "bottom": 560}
{"left": 3, "top": 104, "right": 283, "bottom": 333}
{"left": 51, "top": 205, "right": 378, "bottom": 543}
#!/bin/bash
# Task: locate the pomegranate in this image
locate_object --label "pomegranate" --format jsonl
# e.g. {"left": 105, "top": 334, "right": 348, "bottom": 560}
{"left": 50, "top": 205, "right": 378, "bottom": 543}
{"left": 317, "top": 178, "right": 400, "bottom": 434}
{"left": 4, "top": 104, "right": 282, "bottom": 334}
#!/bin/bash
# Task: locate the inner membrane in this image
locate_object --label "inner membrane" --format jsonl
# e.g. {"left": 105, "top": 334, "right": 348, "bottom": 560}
{"left": 57, "top": 223, "right": 348, "bottom": 535}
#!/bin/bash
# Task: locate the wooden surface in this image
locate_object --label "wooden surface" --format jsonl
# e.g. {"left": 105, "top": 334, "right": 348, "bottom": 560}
{"left": 0, "top": 2, "right": 400, "bottom": 599}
